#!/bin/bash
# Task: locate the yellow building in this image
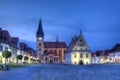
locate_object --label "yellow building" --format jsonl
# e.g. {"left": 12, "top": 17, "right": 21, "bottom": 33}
{"left": 65, "top": 31, "right": 91, "bottom": 65}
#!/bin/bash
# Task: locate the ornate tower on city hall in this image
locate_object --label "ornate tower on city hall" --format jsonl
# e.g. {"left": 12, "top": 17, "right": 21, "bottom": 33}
{"left": 36, "top": 19, "right": 44, "bottom": 62}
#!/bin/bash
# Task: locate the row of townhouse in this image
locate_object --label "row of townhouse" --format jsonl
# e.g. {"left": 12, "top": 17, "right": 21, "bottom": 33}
{"left": 0, "top": 28, "right": 38, "bottom": 64}
{"left": 92, "top": 44, "right": 120, "bottom": 64}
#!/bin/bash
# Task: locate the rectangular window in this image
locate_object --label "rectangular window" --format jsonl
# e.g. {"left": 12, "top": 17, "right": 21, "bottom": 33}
{"left": 80, "top": 53, "right": 83, "bottom": 58}
{"left": 74, "top": 54, "right": 76, "bottom": 58}
{"left": 5, "top": 47, "right": 8, "bottom": 51}
{"left": 86, "top": 53, "right": 89, "bottom": 58}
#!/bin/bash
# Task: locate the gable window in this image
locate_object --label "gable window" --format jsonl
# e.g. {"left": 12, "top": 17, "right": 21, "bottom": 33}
{"left": 80, "top": 39, "right": 83, "bottom": 42}
{"left": 80, "top": 53, "right": 83, "bottom": 58}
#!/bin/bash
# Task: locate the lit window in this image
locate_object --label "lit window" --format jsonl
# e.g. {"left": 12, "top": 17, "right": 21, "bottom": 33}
{"left": 86, "top": 53, "right": 89, "bottom": 58}
{"left": 74, "top": 54, "right": 77, "bottom": 58}
{"left": 80, "top": 53, "right": 83, "bottom": 58}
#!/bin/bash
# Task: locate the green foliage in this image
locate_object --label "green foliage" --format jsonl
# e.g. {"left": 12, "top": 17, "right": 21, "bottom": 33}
{"left": 16, "top": 55, "right": 23, "bottom": 60}
{"left": 24, "top": 56, "right": 29, "bottom": 60}
{"left": 30, "top": 58, "right": 33, "bottom": 61}
{"left": 79, "top": 60, "right": 83, "bottom": 65}
{"left": 2, "top": 50, "right": 11, "bottom": 58}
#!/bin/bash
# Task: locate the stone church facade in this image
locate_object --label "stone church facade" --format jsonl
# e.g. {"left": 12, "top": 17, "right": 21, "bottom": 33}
{"left": 36, "top": 20, "right": 67, "bottom": 64}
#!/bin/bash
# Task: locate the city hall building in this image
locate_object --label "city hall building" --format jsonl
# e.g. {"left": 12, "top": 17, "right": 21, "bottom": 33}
{"left": 65, "top": 32, "right": 91, "bottom": 65}
{"left": 36, "top": 20, "right": 67, "bottom": 64}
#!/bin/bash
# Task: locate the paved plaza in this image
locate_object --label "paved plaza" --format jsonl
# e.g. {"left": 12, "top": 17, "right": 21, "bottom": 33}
{"left": 0, "top": 64, "right": 120, "bottom": 80}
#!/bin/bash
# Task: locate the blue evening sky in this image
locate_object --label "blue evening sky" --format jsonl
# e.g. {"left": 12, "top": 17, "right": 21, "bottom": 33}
{"left": 0, "top": 0, "right": 120, "bottom": 52}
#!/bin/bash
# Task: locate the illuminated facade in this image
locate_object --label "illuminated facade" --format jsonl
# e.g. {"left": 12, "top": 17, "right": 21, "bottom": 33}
{"left": 0, "top": 28, "right": 36, "bottom": 64}
{"left": 108, "top": 44, "right": 120, "bottom": 63}
{"left": 36, "top": 20, "right": 67, "bottom": 64}
{"left": 65, "top": 31, "right": 91, "bottom": 65}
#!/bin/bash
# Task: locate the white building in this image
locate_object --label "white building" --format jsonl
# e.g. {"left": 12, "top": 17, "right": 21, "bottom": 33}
{"left": 65, "top": 31, "right": 91, "bottom": 65}
{"left": 108, "top": 44, "right": 120, "bottom": 63}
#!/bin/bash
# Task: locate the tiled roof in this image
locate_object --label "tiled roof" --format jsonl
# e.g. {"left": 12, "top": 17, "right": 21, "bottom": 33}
{"left": 111, "top": 44, "right": 120, "bottom": 52}
{"left": 11, "top": 37, "right": 18, "bottom": 42}
{"left": 67, "top": 36, "right": 79, "bottom": 53}
{"left": 103, "top": 50, "right": 110, "bottom": 56}
{"left": 20, "top": 42, "right": 28, "bottom": 51}
{"left": 10, "top": 37, "right": 19, "bottom": 48}
{"left": 0, "top": 30, "right": 11, "bottom": 44}
{"left": 44, "top": 42, "right": 67, "bottom": 48}
{"left": 28, "top": 47, "right": 34, "bottom": 56}
{"left": 94, "top": 50, "right": 110, "bottom": 56}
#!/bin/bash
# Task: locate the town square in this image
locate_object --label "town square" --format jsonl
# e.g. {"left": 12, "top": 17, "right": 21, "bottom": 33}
{"left": 0, "top": 0, "right": 120, "bottom": 80}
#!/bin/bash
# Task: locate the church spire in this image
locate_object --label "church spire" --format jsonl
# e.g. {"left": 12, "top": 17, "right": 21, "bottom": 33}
{"left": 80, "top": 30, "right": 82, "bottom": 35}
{"left": 36, "top": 19, "right": 44, "bottom": 38}
{"left": 56, "top": 35, "right": 59, "bottom": 42}
{"left": 56, "top": 35, "right": 59, "bottom": 48}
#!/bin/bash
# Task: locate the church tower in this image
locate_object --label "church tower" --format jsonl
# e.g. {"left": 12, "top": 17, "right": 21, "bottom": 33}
{"left": 36, "top": 19, "right": 44, "bottom": 62}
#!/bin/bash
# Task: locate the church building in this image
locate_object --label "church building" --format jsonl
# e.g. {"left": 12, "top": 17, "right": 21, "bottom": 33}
{"left": 36, "top": 20, "right": 67, "bottom": 64}
{"left": 65, "top": 31, "right": 91, "bottom": 65}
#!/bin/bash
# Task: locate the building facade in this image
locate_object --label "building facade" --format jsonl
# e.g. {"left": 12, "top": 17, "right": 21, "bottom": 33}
{"left": 108, "top": 44, "right": 120, "bottom": 63}
{"left": 36, "top": 20, "right": 67, "bottom": 64}
{"left": 0, "top": 28, "right": 36, "bottom": 64}
{"left": 65, "top": 32, "right": 91, "bottom": 65}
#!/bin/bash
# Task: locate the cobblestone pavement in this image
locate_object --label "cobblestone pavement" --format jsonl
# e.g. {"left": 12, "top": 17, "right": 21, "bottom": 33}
{"left": 0, "top": 64, "right": 41, "bottom": 80}
{"left": 1, "top": 64, "right": 120, "bottom": 80}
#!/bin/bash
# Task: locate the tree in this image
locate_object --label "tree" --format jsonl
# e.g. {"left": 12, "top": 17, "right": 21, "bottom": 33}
{"left": 16, "top": 55, "right": 23, "bottom": 64}
{"left": 2, "top": 50, "right": 12, "bottom": 64}
{"left": 79, "top": 60, "right": 83, "bottom": 65}
{"left": 24, "top": 56, "right": 28, "bottom": 60}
